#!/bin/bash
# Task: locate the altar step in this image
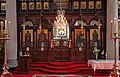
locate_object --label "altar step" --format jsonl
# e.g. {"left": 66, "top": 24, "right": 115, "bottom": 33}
{"left": 32, "top": 62, "right": 92, "bottom": 74}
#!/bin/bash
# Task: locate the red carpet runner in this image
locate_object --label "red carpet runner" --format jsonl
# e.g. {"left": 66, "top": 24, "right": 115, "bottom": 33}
{"left": 0, "top": 62, "right": 110, "bottom": 77}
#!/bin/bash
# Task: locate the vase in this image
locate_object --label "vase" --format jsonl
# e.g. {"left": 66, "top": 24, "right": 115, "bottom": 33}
{"left": 95, "top": 53, "right": 98, "bottom": 60}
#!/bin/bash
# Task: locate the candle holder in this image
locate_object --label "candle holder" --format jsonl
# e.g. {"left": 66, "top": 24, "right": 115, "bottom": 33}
{"left": 109, "top": 33, "right": 120, "bottom": 77}
{"left": 0, "top": 34, "right": 13, "bottom": 77}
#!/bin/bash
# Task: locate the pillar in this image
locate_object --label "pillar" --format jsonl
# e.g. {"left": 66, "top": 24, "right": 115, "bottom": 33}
{"left": 6, "top": 0, "right": 18, "bottom": 68}
{"left": 107, "top": 0, "right": 119, "bottom": 59}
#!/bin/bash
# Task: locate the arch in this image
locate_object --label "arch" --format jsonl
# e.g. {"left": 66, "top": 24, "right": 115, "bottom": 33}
{"left": 20, "top": 17, "right": 34, "bottom": 27}
{"left": 35, "top": 17, "right": 49, "bottom": 28}
{"left": 89, "top": 18, "right": 103, "bottom": 26}
{"left": 73, "top": 17, "right": 87, "bottom": 26}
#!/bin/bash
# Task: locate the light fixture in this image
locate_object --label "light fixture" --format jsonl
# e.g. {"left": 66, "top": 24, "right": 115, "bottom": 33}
{"left": 54, "top": 0, "right": 68, "bottom": 30}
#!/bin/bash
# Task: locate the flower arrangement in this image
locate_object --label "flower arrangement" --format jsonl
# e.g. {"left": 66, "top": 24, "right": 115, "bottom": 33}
{"left": 93, "top": 48, "right": 100, "bottom": 60}
{"left": 93, "top": 48, "right": 100, "bottom": 53}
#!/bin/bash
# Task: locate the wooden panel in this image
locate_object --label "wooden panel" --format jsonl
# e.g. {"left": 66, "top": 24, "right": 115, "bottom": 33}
{"left": 31, "top": 49, "right": 48, "bottom": 62}
{"left": 18, "top": 56, "right": 32, "bottom": 74}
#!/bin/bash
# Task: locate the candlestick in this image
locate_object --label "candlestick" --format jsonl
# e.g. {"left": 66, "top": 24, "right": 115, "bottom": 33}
{"left": 114, "top": 18, "right": 116, "bottom": 33}
{"left": 110, "top": 20, "right": 113, "bottom": 37}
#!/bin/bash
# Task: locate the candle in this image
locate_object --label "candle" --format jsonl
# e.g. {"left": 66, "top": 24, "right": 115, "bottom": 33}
{"left": 1, "top": 21, "right": 3, "bottom": 37}
{"left": 4, "top": 20, "right": 7, "bottom": 34}
{"left": 8, "top": 21, "right": 10, "bottom": 37}
{"left": 114, "top": 18, "right": 116, "bottom": 33}
{"left": 110, "top": 20, "right": 113, "bottom": 37}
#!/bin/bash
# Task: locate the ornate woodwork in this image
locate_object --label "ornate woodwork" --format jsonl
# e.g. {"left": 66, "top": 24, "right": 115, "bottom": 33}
{"left": 17, "top": 0, "right": 106, "bottom": 63}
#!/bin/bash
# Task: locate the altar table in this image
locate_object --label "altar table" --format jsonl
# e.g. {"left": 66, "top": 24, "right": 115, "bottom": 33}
{"left": 88, "top": 60, "right": 120, "bottom": 72}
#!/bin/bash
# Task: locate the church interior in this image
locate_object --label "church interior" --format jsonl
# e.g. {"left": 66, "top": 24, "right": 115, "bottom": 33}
{"left": 0, "top": 0, "right": 120, "bottom": 77}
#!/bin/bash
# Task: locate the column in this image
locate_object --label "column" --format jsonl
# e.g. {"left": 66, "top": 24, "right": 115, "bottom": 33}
{"left": 107, "top": 0, "right": 119, "bottom": 59}
{"left": 6, "top": 0, "right": 18, "bottom": 68}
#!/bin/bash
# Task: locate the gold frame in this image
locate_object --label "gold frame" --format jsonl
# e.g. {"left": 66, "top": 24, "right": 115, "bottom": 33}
{"left": 36, "top": 2, "right": 42, "bottom": 10}
{"left": 74, "top": 1, "right": 79, "bottom": 9}
{"left": 37, "top": 29, "right": 48, "bottom": 48}
{"left": 22, "top": 2, "right": 27, "bottom": 10}
{"left": 75, "top": 29, "right": 85, "bottom": 46}
{"left": 1, "top": 3, "right": 6, "bottom": 10}
{"left": 29, "top": 2, "right": 34, "bottom": 10}
{"left": 44, "top": 2, "right": 49, "bottom": 9}
{"left": 37, "top": 29, "right": 48, "bottom": 40}
{"left": 118, "top": 1, "right": 120, "bottom": 9}
{"left": 90, "top": 29, "right": 100, "bottom": 46}
{"left": 81, "top": 1, "right": 86, "bottom": 9}
{"left": 96, "top": 1, "right": 102, "bottom": 9}
{"left": 89, "top": 1, "right": 94, "bottom": 9}
{"left": 22, "top": 30, "right": 33, "bottom": 47}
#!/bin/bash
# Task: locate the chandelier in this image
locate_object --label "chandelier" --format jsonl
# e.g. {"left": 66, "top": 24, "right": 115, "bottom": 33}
{"left": 54, "top": 0, "right": 68, "bottom": 30}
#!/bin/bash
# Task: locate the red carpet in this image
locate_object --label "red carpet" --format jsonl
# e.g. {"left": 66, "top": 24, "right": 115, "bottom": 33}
{"left": 0, "top": 62, "right": 111, "bottom": 77}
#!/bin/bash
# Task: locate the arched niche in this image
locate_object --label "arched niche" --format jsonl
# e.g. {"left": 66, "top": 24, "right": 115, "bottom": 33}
{"left": 21, "top": 17, "right": 34, "bottom": 28}
{"left": 89, "top": 18, "right": 102, "bottom": 26}
{"left": 20, "top": 17, "right": 34, "bottom": 49}
{"left": 35, "top": 18, "right": 49, "bottom": 48}
{"left": 74, "top": 18, "right": 87, "bottom": 26}
{"left": 35, "top": 17, "right": 49, "bottom": 28}
{"left": 73, "top": 18, "right": 87, "bottom": 47}
{"left": 89, "top": 18, "right": 103, "bottom": 48}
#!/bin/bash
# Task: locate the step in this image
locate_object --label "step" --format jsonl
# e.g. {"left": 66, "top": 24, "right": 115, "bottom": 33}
{"left": 32, "top": 67, "right": 78, "bottom": 74}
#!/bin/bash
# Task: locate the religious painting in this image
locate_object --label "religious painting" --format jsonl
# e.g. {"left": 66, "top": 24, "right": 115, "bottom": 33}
{"left": 75, "top": 29, "right": 85, "bottom": 47}
{"left": 22, "top": 30, "right": 33, "bottom": 48}
{"left": 36, "top": 2, "right": 42, "bottom": 10}
{"left": 118, "top": 1, "right": 120, "bottom": 9}
{"left": 88, "top": 1, "right": 94, "bottom": 9}
{"left": 29, "top": 2, "right": 34, "bottom": 10}
{"left": 44, "top": 2, "right": 49, "bottom": 9}
{"left": 73, "top": 1, "right": 79, "bottom": 9}
{"left": 96, "top": 1, "right": 102, "bottom": 9}
{"left": 1, "top": 3, "right": 6, "bottom": 10}
{"left": 90, "top": 29, "right": 100, "bottom": 47}
{"left": 22, "top": 2, "right": 27, "bottom": 10}
{"left": 37, "top": 29, "right": 48, "bottom": 48}
{"left": 81, "top": 1, "right": 86, "bottom": 9}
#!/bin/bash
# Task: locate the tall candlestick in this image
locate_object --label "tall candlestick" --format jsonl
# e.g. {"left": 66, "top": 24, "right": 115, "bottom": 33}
{"left": 110, "top": 20, "right": 113, "bottom": 37}
{"left": 114, "top": 18, "right": 116, "bottom": 33}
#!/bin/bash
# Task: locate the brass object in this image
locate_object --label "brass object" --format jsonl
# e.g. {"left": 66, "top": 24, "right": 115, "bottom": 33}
{"left": 109, "top": 33, "right": 120, "bottom": 77}
{"left": 0, "top": 34, "right": 13, "bottom": 77}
